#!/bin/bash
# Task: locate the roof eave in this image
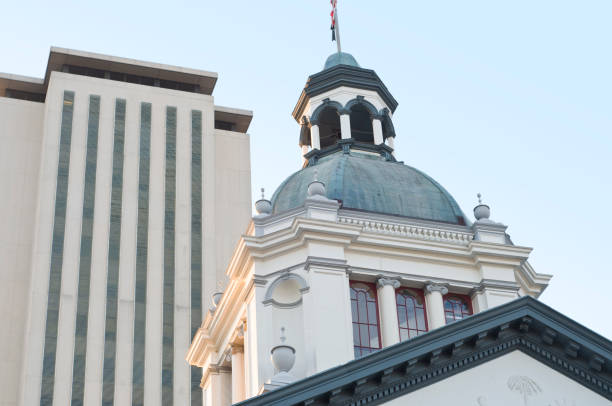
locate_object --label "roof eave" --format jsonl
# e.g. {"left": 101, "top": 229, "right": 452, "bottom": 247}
{"left": 43, "top": 47, "right": 218, "bottom": 95}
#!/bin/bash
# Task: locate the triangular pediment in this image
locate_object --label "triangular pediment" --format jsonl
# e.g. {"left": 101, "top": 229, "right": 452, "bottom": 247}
{"left": 235, "top": 297, "right": 612, "bottom": 406}
{"left": 383, "top": 350, "right": 609, "bottom": 405}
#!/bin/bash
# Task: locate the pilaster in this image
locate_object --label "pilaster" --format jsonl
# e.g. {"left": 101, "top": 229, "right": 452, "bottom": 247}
{"left": 302, "top": 261, "right": 353, "bottom": 372}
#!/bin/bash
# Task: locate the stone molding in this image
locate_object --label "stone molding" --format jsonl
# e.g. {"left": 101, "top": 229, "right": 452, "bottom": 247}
{"left": 338, "top": 215, "right": 473, "bottom": 245}
{"left": 471, "top": 279, "right": 521, "bottom": 295}
{"left": 309, "top": 98, "right": 345, "bottom": 123}
{"left": 344, "top": 96, "right": 379, "bottom": 118}
{"left": 304, "top": 256, "right": 349, "bottom": 273}
{"left": 231, "top": 344, "right": 244, "bottom": 354}
{"left": 425, "top": 283, "right": 449, "bottom": 295}
{"left": 202, "top": 363, "right": 233, "bottom": 387}
{"left": 376, "top": 277, "right": 400, "bottom": 289}
{"left": 263, "top": 273, "right": 309, "bottom": 309}
{"left": 303, "top": 139, "right": 396, "bottom": 166}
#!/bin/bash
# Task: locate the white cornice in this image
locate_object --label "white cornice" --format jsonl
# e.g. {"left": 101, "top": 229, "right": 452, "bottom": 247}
{"left": 515, "top": 260, "right": 553, "bottom": 297}
{"left": 468, "top": 241, "right": 532, "bottom": 266}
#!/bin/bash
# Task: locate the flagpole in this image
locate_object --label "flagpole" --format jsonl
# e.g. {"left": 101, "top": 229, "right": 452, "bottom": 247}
{"left": 334, "top": 3, "right": 342, "bottom": 53}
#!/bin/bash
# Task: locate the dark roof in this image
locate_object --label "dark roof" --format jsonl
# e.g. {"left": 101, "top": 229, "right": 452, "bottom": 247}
{"left": 235, "top": 296, "right": 612, "bottom": 406}
{"left": 323, "top": 52, "right": 360, "bottom": 70}
{"left": 293, "top": 64, "right": 398, "bottom": 122}
{"left": 271, "top": 142, "right": 469, "bottom": 225}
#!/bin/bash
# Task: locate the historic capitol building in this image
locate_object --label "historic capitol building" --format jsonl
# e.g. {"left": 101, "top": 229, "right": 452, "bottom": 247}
{"left": 0, "top": 35, "right": 611, "bottom": 406}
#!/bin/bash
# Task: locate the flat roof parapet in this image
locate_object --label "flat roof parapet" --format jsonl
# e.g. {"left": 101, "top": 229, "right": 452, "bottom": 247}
{"left": 214, "top": 105, "right": 253, "bottom": 133}
{"left": 0, "top": 73, "right": 45, "bottom": 101}
{"left": 44, "top": 47, "right": 218, "bottom": 95}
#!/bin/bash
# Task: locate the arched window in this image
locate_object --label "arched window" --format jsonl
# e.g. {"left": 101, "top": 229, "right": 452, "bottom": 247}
{"left": 349, "top": 104, "right": 374, "bottom": 144}
{"left": 443, "top": 294, "right": 473, "bottom": 324}
{"left": 350, "top": 281, "right": 381, "bottom": 358}
{"left": 318, "top": 107, "right": 342, "bottom": 149}
{"left": 396, "top": 288, "right": 428, "bottom": 341}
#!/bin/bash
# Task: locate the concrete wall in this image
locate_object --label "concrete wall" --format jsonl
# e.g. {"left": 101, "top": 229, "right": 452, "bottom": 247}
{"left": 385, "top": 350, "right": 610, "bottom": 405}
{"left": 0, "top": 97, "right": 44, "bottom": 406}
{"left": 212, "top": 129, "right": 251, "bottom": 305}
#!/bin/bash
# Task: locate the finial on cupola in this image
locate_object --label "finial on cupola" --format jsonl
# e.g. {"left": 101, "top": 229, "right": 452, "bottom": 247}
{"left": 255, "top": 187, "right": 272, "bottom": 217}
{"left": 473, "top": 193, "right": 491, "bottom": 221}
{"left": 307, "top": 169, "right": 327, "bottom": 199}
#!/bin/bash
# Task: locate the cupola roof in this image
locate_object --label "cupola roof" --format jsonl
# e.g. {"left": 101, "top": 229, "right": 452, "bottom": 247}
{"left": 292, "top": 52, "right": 398, "bottom": 122}
{"left": 323, "top": 52, "right": 360, "bottom": 70}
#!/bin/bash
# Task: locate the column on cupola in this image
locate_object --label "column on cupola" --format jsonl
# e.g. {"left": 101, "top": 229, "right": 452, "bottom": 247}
{"left": 310, "top": 120, "right": 321, "bottom": 150}
{"left": 376, "top": 277, "right": 400, "bottom": 347}
{"left": 339, "top": 110, "right": 352, "bottom": 139}
{"left": 424, "top": 283, "right": 448, "bottom": 330}
{"left": 386, "top": 136, "right": 395, "bottom": 150}
{"left": 372, "top": 116, "right": 384, "bottom": 145}
{"left": 231, "top": 344, "right": 246, "bottom": 403}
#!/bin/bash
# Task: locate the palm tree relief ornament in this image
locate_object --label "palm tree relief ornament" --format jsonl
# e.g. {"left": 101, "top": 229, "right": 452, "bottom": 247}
{"left": 507, "top": 376, "right": 543, "bottom": 405}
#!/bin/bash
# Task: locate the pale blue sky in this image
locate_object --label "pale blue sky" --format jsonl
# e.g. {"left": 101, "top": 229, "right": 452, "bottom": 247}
{"left": 2, "top": 1, "right": 611, "bottom": 337}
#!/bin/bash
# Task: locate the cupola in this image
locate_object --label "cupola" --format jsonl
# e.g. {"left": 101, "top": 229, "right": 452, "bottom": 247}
{"left": 294, "top": 52, "right": 398, "bottom": 162}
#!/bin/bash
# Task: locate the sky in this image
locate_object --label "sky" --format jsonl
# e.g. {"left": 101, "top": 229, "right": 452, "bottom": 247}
{"left": 2, "top": 1, "right": 611, "bottom": 337}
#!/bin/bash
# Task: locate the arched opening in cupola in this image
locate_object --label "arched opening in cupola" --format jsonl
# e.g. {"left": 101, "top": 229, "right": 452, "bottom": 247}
{"left": 318, "top": 107, "right": 342, "bottom": 149}
{"left": 349, "top": 104, "right": 374, "bottom": 144}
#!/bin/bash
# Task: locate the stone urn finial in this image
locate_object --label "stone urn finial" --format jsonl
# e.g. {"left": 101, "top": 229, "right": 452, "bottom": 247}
{"left": 270, "top": 327, "right": 295, "bottom": 374}
{"left": 307, "top": 169, "right": 327, "bottom": 199}
{"left": 255, "top": 187, "right": 272, "bottom": 216}
{"left": 473, "top": 192, "right": 491, "bottom": 221}
{"left": 264, "top": 327, "right": 296, "bottom": 391}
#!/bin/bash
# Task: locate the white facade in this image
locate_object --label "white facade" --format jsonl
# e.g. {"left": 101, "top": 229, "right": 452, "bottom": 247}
{"left": 0, "top": 48, "right": 252, "bottom": 406}
{"left": 0, "top": 97, "right": 44, "bottom": 406}
{"left": 187, "top": 176, "right": 552, "bottom": 403}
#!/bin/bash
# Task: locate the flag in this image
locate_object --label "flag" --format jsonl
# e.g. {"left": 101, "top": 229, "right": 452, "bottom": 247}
{"left": 330, "top": 0, "right": 337, "bottom": 41}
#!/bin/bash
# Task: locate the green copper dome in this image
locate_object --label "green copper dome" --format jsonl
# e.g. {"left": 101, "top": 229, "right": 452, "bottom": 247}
{"left": 271, "top": 148, "right": 469, "bottom": 225}
{"left": 324, "top": 52, "right": 360, "bottom": 70}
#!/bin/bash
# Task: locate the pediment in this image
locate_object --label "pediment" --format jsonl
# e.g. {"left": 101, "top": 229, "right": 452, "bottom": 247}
{"left": 384, "top": 350, "right": 609, "bottom": 405}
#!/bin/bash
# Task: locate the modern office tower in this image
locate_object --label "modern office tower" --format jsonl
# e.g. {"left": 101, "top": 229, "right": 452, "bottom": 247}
{"left": 0, "top": 47, "right": 252, "bottom": 406}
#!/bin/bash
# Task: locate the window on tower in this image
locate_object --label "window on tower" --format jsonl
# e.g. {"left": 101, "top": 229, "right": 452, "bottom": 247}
{"left": 396, "top": 288, "right": 428, "bottom": 341}
{"left": 318, "top": 106, "right": 342, "bottom": 149}
{"left": 443, "top": 294, "right": 473, "bottom": 324}
{"left": 350, "top": 281, "right": 381, "bottom": 358}
{"left": 349, "top": 103, "right": 374, "bottom": 144}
